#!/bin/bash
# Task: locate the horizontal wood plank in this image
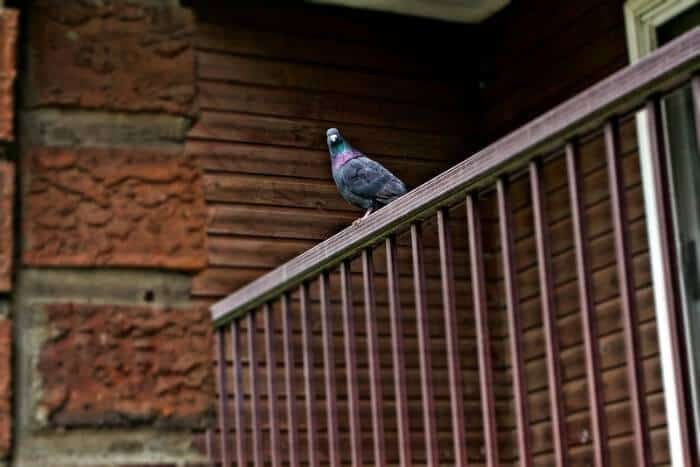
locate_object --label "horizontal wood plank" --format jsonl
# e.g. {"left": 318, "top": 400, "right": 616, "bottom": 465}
{"left": 197, "top": 51, "right": 465, "bottom": 107}
{"left": 197, "top": 80, "right": 468, "bottom": 132}
{"left": 189, "top": 110, "right": 465, "bottom": 160}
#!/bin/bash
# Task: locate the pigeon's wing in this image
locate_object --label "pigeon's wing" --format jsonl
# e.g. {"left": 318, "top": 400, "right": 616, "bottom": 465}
{"left": 339, "top": 157, "right": 406, "bottom": 204}
{"left": 375, "top": 174, "right": 407, "bottom": 204}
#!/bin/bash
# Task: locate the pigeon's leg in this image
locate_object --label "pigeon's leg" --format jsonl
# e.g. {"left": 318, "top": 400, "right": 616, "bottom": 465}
{"left": 352, "top": 208, "right": 374, "bottom": 226}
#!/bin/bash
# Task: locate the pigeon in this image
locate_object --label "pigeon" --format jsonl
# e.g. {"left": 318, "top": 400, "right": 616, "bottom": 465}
{"left": 326, "top": 128, "right": 407, "bottom": 223}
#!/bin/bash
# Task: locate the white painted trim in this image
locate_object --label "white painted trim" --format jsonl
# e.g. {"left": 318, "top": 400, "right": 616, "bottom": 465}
{"left": 636, "top": 111, "right": 688, "bottom": 466}
{"left": 626, "top": 1, "right": 699, "bottom": 463}
{"left": 625, "top": 0, "right": 700, "bottom": 62}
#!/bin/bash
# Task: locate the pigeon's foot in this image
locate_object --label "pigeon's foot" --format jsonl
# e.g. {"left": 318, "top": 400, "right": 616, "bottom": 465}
{"left": 352, "top": 208, "right": 373, "bottom": 227}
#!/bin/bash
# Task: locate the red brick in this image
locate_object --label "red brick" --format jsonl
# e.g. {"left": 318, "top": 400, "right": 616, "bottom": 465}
{"left": 27, "top": 1, "right": 196, "bottom": 116}
{"left": 38, "top": 304, "right": 214, "bottom": 428}
{"left": 0, "top": 162, "right": 13, "bottom": 292}
{"left": 0, "top": 9, "right": 17, "bottom": 141}
{"left": 0, "top": 320, "right": 11, "bottom": 458}
{"left": 23, "top": 147, "right": 207, "bottom": 271}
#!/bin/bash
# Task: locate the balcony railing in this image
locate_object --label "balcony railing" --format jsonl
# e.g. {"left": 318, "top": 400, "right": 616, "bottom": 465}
{"left": 208, "top": 27, "right": 700, "bottom": 467}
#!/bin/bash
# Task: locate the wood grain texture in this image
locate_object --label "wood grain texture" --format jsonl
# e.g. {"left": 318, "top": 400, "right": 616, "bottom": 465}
{"left": 479, "top": 0, "right": 629, "bottom": 143}
{"left": 198, "top": 3, "right": 696, "bottom": 466}
{"left": 190, "top": 2, "right": 474, "bottom": 316}
{"left": 212, "top": 25, "right": 700, "bottom": 322}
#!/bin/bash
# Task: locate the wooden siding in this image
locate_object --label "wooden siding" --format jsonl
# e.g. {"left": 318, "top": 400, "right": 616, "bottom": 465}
{"left": 193, "top": 1, "right": 675, "bottom": 465}
{"left": 478, "top": 0, "right": 630, "bottom": 142}
{"left": 188, "top": 2, "right": 477, "bottom": 305}
{"left": 491, "top": 118, "right": 669, "bottom": 466}
{"left": 207, "top": 118, "right": 671, "bottom": 466}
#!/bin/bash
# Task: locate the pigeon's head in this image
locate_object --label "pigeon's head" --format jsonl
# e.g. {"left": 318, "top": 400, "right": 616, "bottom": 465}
{"left": 326, "top": 128, "right": 347, "bottom": 157}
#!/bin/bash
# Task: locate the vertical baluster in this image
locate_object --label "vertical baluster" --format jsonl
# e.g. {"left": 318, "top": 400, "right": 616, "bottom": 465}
{"left": 646, "top": 98, "right": 694, "bottom": 467}
{"left": 282, "top": 293, "right": 300, "bottom": 467}
{"left": 530, "top": 160, "right": 568, "bottom": 467}
{"left": 231, "top": 320, "right": 247, "bottom": 467}
{"left": 247, "top": 312, "right": 263, "bottom": 467}
{"left": 386, "top": 235, "right": 412, "bottom": 467}
{"left": 362, "top": 249, "right": 386, "bottom": 465}
{"left": 465, "top": 196, "right": 499, "bottom": 466}
{"left": 605, "top": 120, "right": 651, "bottom": 467}
{"left": 215, "top": 329, "right": 232, "bottom": 467}
{"left": 300, "top": 283, "right": 320, "bottom": 467}
{"left": 688, "top": 76, "right": 700, "bottom": 463}
{"left": 340, "top": 261, "right": 363, "bottom": 467}
{"left": 411, "top": 223, "right": 439, "bottom": 467}
{"left": 497, "top": 178, "right": 533, "bottom": 467}
{"left": 320, "top": 272, "right": 342, "bottom": 467}
{"left": 436, "top": 209, "right": 469, "bottom": 466}
{"left": 566, "top": 142, "right": 608, "bottom": 466}
{"left": 205, "top": 429, "right": 214, "bottom": 462}
{"left": 693, "top": 76, "right": 700, "bottom": 139}
{"left": 264, "top": 304, "right": 281, "bottom": 467}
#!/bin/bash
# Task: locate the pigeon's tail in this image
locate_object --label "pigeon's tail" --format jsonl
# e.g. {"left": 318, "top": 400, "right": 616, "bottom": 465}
{"left": 375, "top": 177, "right": 407, "bottom": 207}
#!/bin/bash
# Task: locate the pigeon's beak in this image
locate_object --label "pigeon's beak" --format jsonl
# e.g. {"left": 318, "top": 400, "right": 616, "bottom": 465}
{"left": 329, "top": 134, "right": 338, "bottom": 143}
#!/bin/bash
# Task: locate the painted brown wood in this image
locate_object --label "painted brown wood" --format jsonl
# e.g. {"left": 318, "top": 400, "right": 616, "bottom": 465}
{"left": 281, "top": 293, "right": 300, "bottom": 467}
{"left": 212, "top": 27, "right": 700, "bottom": 322}
{"left": 196, "top": 51, "right": 463, "bottom": 107}
{"left": 498, "top": 178, "right": 534, "bottom": 467}
{"left": 465, "top": 197, "right": 499, "bottom": 466}
{"left": 196, "top": 80, "right": 466, "bottom": 133}
{"left": 192, "top": 2, "right": 473, "bottom": 322}
{"left": 193, "top": 20, "right": 460, "bottom": 77}
{"left": 204, "top": 9, "right": 700, "bottom": 467}
{"left": 319, "top": 272, "right": 341, "bottom": 467}
{"left": 190, "top": 111, "right": 464, "bottom": 160}
{"left": 299, "top": 282, "right": 320, "bottom": 467}
{"left": 361, "top": 249, "right": 386, "bottom": 466}
{"left": 247, "top": 311, "right": 263, "bottom": 467}
{"left": 231, "top": 320, "right": 247, "bottom": 467}
{"left": 340, "top": 261, "right": 364, "bottom": 467}
{"left": 263, "top": 304, "right": 282, "bottom": 467}
{"left": 411, "top": 223, "right": 439, "bottom": 467}
{"left": 436, "top": 209, "right": 469, "bottom": 466}
{"left": 386, "top": 235, "right": 412, "bottom": 467}
{"left": 605, "top": 120, "right": 652, "bottom": 467}
{"left": 480, "top": 0, "right": 629, "bottom": 142}
{"left": 215, "top": 329, "right": 232, "bottom": 467}
{"left": 565, "top": 142, "right": 609, "bottom": 466}
{"left": 530, "top": 160, "right": 568, "bottom": 467}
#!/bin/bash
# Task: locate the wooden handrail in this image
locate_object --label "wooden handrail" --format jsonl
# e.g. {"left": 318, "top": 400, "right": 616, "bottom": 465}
{"left": 211, "top": 25, "right": 700, "bottom": 326}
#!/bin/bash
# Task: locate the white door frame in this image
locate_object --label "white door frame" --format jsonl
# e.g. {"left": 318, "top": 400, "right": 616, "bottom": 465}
{"left": 625, "top": 1, "right": 700, "bottom": 465}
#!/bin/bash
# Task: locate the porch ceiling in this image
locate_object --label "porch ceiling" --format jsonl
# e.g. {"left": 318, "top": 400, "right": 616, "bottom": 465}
{"left": 307, "top": 0, "right": 510, "bottom": 23}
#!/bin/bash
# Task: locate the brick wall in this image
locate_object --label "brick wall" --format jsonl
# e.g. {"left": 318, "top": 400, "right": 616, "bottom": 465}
{"left": 0, "top": 5, "right": 17, "bottom": 464}
{"left": 11, "top": 1, "right": 214, "bottom": 465}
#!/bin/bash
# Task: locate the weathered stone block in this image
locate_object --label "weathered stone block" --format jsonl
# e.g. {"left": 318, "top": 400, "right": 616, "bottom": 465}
{"left": 22, "top": 110, "right": 192, "bottom": 149}
{"left": 0, "top": 162, "right": 13, "bottom": 292}
{"left": 27, "top": 1, "right": 196, "bottom": 116}
{"left": 0, "top": 9, "right": 18, "bottom": 141}
{"left": 23, "top": 147, "right": 208, "bottom": 271}
{"left": 37, "top": 304, "right": 214, "bottom": 428}
{"left": 14, "top": 428, "right": 208, "bottom": 466}
{"left": 0, "top": 319, "right": 11, "bottom": 458}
